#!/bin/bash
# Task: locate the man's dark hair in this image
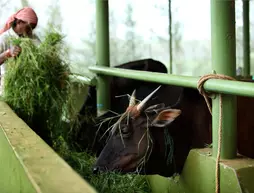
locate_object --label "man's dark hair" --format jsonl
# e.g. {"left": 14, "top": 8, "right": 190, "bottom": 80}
{"left": 12, "top": 18, "right": 17, "bottom": 28}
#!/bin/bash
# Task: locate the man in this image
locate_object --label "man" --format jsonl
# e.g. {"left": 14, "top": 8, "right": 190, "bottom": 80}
{"left": 0, "top": 7, "right": 40, "bottom": 95}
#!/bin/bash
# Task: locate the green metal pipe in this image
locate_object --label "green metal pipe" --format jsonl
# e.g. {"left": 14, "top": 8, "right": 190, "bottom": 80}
{"left": 211, "top": 0, "right": 237, "bottom": 159}
{"left": 168, "top": 0, "right": 172, "bottom": 74}
{"left": 96, "top": 0, "right": 110, "bottom": 116}
{"left": 243, "top": 0, "right": 250, "bottom": 77}
{"left": 89, "top": 66, "right": 254, "bottom": 98}
{"left": 69, "top": 75, "right": 97, "bottom": 86}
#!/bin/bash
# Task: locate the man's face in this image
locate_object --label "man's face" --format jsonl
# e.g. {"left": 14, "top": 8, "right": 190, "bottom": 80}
{"left": 16, "top": 20, "right": 36, "bottom": 37}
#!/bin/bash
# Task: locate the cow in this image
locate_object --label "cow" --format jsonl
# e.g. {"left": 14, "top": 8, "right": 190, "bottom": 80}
{"left": 80, "top": 58, "right": 168, "bottom": 116}
{"left": 75, "top": 58, "right": 168, "bottom": 154}
{"left": 92, "top": 83, "right": 254, "bottom": 177}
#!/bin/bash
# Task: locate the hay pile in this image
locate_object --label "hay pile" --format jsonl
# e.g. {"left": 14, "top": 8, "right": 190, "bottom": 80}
{"left": 2, "top": 30, "right": 151, "bottom": 193}
{"left": 3, "top": 31, "right": 73, "bottom": 144}
{"left": 55, "top": 136, "right": 151, "bottom": 193}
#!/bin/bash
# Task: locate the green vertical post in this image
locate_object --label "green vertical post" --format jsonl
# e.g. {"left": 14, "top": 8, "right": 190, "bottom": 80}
{"left": 210, "top": 0, "right": 237, "bottom": 159}
{"left": 243, "top": 0, "right": 250, "bottom": 77}
{"left": 96, "top": 0, "right": 110, "bottom": 116}
{"left": 168, "top": 0, "right": 172, "bottom": 74}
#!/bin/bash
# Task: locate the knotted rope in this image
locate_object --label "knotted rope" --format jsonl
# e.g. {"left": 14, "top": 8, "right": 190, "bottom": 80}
{"left": 197, "top": 73, "right": 236, "bottom": 193}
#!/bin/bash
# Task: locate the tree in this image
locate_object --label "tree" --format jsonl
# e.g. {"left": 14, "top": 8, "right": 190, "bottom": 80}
{"left": 21, "top": 0, "right": 29, "bottom": 7}
{"left": 46, "top": 0, "right": 63, "bottom": 31}
{"left": 125, "top": 3, "right": 135, "bottom": 60}
{"left": 0, "top": 0, "right": 10, "bottom": 19}
{"left": 81, "top": 19, "right": 96, "bottom": 66}
{"left": 72, "top": 1, "right": 96, "bottom": 73}
{"left": 172, "top": 20, "right": 184, "bottom": 74}
{"left": 123, "top": 3, "right": 142, "bottom": 62}
{"left": 109, "top": 9, "right": 120, "bottom": 66}
{"left": 154, "top": 1, "right": 184, "bottom": 74}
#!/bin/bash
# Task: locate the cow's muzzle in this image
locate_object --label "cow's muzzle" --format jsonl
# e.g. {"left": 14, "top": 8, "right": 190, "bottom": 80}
{"left": 92, "top": 167, "right": 99, "bottom": 174}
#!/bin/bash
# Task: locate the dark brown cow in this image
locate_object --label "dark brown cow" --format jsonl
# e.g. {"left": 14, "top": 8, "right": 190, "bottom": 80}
{"left": 76, "top": 58, "right": 168, "bottom": 154}
{"left": 93, "top": 84, "right": 254, "bottom": 177}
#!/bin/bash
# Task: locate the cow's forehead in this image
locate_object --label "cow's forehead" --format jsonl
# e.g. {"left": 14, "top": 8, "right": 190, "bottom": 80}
{"left": 126, "top": 105, "right": 140, "bottom": 118}
{"left": 110, "top": 107, "right": 140, "bottom": 135}
{"left": 110, "top": 111, "right": 129, "bottom": 135}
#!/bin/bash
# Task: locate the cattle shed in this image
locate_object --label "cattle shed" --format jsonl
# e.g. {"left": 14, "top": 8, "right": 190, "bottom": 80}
{"left": 89, "top": 0, "right": 254, "bottom": 193}
{"left": 0, "top": 0, "right": 253, "bottom": 193}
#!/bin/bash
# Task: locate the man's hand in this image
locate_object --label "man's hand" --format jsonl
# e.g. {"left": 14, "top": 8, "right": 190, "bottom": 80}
{"left": 5, "top": 46, "right": 22, "bottom": 58}
{"left": 10, "top": 46, "right": 22, "bottom": 57}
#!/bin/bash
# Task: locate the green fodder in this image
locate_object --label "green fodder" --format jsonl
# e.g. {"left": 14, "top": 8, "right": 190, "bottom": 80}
{"left": 2, "top": 30, "right": 151, "bottom": 193}
{"left": 3, "top": 32, "right": 74, "bottom": 144}
{"left": 54, "top": 136, "right": 151, "bottom": 193}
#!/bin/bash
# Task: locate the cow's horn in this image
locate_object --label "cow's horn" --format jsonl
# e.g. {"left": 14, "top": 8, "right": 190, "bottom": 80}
{"left": 129, "top": 89, "right": 136, "bottom": 107}
{"left": 136, "top": 85, "right": 161, "bottom": 111}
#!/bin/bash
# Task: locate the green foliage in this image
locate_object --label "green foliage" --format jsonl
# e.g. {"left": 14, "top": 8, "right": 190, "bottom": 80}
{"left": 3, "top": 32, "right": 72, "bottom": 144}
{"left": 2, "top": 30, "right": 151, "bottom": 193}
{"left": 55, "top": 135, "right": 151, "bottom": 193}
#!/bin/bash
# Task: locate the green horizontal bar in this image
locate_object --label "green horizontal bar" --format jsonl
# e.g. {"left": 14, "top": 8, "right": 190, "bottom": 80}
{"left": 69, "top": 74, "right": 97, "bottom": 86}
{"left": 89, "top": 66, "right": 254, "bottom": 98}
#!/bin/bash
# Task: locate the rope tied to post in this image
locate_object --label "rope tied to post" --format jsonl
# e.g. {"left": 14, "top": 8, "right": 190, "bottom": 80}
{"left": 197, "top": 73, "right": 236, "bottom": 193}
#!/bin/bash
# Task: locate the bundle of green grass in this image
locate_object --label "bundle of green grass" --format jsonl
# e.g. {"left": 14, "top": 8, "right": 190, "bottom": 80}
{"left": 3, "top": 31, "right": 72, "bottom": 144}
{"left": 2, "top": 30, "right": 151, "bottom": 193}
{"left": 55, "top": 136, "right": 151, "bottom": 193}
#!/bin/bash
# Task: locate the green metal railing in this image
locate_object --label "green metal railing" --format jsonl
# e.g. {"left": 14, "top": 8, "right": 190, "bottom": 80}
{"left": 210, "top": 0, "right": 237, "bottom": 159}
{"left": 243, "top": 0, "right": 250, "bottom": 77}
{"left": 69, "top": 74, "right": 96, "bottom": 86}
{"left": 96, "top": 0, "right": 110, "bottom": 116}
{"left": 92, "top": 0, "right": 251, "bottom": 160}
{"left": 89, "top": 66, "right": 254, "bottom": 97}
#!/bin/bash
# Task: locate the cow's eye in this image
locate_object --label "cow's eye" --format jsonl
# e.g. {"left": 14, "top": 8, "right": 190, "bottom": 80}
{"left": 121, "top": 125, "right": 129, "bottom": 134}
{"left": 121, "top": 125, "right": 131, "bottom": 137}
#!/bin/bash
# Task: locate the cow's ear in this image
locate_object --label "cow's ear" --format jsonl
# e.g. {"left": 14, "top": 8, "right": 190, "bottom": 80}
{"left": 151, "top": 109, "right": 181, "bottom": 127}
{"left": 145, "top": 103, "right": 165, "bottom": 114}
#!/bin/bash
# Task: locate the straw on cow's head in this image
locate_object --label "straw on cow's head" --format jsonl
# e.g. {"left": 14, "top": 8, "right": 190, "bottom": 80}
{"left": 126, "top": 86, "right": 162, "bottom": 118}
{"left": 93, "top": 85, "right": 181, "bottom": 174}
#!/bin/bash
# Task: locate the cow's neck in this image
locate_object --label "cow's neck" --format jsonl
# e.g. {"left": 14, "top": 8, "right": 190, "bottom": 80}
{"left": 145, "top": 114, "right": 202, "bottom": 177}
{"left": 144, "top": 128, "right": 175, "bottom": 176}
{"left": 143, "top": 88, "right": 212, "bottom": 177}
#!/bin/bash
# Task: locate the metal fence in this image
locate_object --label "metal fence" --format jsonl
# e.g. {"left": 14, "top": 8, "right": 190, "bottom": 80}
{"left": 80, "top": 0, "right": 254, "bottom": 161}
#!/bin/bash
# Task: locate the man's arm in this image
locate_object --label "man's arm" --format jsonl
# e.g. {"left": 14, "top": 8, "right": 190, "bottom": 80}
{"left": 0, "top": 33, "right": 23, "bottom": 65}
{"left": 0, "top": 50, "right": 9, "bottom": 65}
{"left": 0, "top": 34, "right": 8, "bottom": 65}
{"left": 0, "top": 46, "right": 21, "bottom": 65}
